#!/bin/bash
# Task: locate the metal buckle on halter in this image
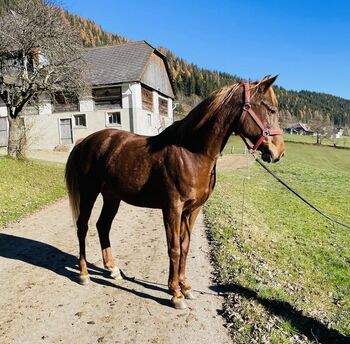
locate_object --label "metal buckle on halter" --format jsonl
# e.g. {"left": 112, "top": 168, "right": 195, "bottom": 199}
{"left": 243, "top": 103, "right": 251, "bottom": 111}
{"left": 263, "top": 128, "right": 270, "bottom": 136}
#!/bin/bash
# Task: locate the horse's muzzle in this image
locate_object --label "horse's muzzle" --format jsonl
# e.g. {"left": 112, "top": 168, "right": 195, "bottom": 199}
{"left": 262, "top": 149, "right": 285, "bottom": 163}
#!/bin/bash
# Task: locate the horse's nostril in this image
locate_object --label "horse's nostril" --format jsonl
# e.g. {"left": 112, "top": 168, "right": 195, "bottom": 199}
{"left": 280, "top": 152, "right": 285, "bottom": 159}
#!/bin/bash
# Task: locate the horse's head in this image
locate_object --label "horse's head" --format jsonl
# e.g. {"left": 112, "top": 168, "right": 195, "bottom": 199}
{"left": 238, "top": 75, "right": 285, "bottom": 163}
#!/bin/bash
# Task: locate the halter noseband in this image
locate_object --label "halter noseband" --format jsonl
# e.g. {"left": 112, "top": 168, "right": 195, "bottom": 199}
{"left": 236, "top": 82, "right": 283, "bottom": 152}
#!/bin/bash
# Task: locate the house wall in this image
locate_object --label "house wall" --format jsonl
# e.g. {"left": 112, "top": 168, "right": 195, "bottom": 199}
{"left": 141, "top": 53, "right": 174, "bottom": 99}
{"left": 127, "top": 83, "right": 173, "bottom": 136}
{"left": 28, "top": 85, "right": 133, "bottom": 150}
{"left": 0, "top": 82, "right": 174, "bottom": 150}
{"left": 27, "top": 83, "right": 172, "bottom": 150}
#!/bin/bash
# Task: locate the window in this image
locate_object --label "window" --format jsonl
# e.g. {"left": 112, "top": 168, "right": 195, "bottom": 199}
{"left": 93, "top": 87, "right": 122, "bottom": 109}
{"left": 53, "top": 92, "right": 79, "bottom": 113}
{"left": 159, "top": 97, "right": 168, "bottom": 116}
{"left": 74, "top": 114, "right": 86, "bottom": 127}
{"left": 106, "top": 112, "right": 121, "bottom": 126}
{"left": 147, "top": 113, "right": 152, "bottom": 126}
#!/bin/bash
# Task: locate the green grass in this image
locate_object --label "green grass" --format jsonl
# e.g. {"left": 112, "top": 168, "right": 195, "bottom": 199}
{"left": 223, "top": 134, "right": 350, "bottom": 154}
{"left": 205, "top": 142, "right": 350, "bottom": 343}
{"left": 0, "top": 157, "right": 66, "bottom": 226}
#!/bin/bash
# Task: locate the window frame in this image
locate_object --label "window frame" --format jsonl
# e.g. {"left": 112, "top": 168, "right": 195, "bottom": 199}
{"left": 73, "top": 113, "right": 87, "bottom": 128}
{"left": 147, "top": 113, "right": 152, "bottom": 127}
{"left": 105, "top": 111, "right": 122, "bottom": 127}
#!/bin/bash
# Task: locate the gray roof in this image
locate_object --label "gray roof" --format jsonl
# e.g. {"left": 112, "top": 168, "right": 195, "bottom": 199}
{"left": 84, "top": 41, "right": 160, "bottom": 86}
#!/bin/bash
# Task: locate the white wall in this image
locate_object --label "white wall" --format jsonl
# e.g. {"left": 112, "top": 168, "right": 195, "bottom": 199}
{"left": 134, "top": 87, "right": 174, "bottom": 136}
{"left": 0, "top": 100, "right": 7, "bottom": 116}
{"left": 0, "top": 82, "right": 174, "bottom": 150}
{"left": 29, "top": 85, "right": 134, "bottom": 150}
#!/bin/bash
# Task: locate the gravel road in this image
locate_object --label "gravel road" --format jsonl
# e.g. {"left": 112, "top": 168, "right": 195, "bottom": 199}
{"left": 0, "top": 196, "right": 232, "bottom": 344}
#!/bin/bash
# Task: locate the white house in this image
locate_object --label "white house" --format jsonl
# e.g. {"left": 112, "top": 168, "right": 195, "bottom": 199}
{"left": 0, "top": 41, "right": 175, "bottom": 150}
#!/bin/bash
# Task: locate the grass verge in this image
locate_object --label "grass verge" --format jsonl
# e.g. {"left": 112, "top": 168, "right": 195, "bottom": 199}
{"left": 0, "top": 156, "right": 66, "bottom": 227}
{"left": 204, "top": 142, "right": 350, "bottom": 343}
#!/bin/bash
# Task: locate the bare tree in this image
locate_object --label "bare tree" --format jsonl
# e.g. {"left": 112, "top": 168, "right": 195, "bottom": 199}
{"left": 309, "top": 111, "right": 332, "bottom": 144}
{"left": 0, "top": 0, "right": 86, "bottom": 157}
{"left": 278, "top": 109, "right": 294, "bottom": 130}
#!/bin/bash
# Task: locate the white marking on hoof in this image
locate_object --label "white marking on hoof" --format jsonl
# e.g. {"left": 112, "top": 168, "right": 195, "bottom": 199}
{"left": 171, "top": 298, "right": 188, "bottom": 310}
{"left": 79, "top": 274, "right": 90, "bottom": 285}
{"left": 108, "top": 267, "right": 123, "bottom": 280}
{"left": 182, "top": 290, "right": 196, "bottom": 300}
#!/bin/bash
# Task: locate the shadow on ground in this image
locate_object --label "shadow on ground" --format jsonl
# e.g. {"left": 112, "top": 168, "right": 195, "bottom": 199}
{"left": 210, "top": 284, "right": 349, "bottom": 344}
{"left": 0, "top": 233, "right": 171, "bottom": 307}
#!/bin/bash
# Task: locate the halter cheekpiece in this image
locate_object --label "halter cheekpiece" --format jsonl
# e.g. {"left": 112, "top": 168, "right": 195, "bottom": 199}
{"left": 236, "top": 82, "right": 283, "bottom": 152}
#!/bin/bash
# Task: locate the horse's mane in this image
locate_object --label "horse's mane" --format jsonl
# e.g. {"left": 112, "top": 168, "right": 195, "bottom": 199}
{"left": 148, "top": 82, "right": 243, "bottom": 151}
{"left": 178, "top": 82, "right": 242, "bottom": 134}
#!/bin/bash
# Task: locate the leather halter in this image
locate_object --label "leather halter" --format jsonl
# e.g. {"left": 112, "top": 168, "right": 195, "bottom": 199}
{"left": 236, "top": 82, "right": 283, "bottom": 152}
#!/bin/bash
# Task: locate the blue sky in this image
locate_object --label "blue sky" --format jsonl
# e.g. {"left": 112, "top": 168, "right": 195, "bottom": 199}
{"left": 62, "top": 0, "right": 350, "bottom": 99}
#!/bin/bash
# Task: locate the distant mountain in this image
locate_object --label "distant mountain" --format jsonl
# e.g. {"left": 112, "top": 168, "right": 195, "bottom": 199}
{"left": 1, "top": 0, "right": 349, "bottom": 127}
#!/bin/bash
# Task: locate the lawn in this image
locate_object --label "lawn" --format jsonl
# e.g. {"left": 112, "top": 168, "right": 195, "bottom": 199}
{"left": 204, "top": 141, "right": 350, "bottom": 343}
{"left": 0, "top": 157, "right": 66, "bottom": 226}
{"left": 223, "top": 134, "right": 350, "bottom": 153}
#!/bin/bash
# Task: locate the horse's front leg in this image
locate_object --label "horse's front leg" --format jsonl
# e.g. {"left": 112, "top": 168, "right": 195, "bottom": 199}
{"left": 162, "top": 202, "right": 186, "bottom": 309}
{"left": 179, "top": 207, "right": 201, "bottom": 300}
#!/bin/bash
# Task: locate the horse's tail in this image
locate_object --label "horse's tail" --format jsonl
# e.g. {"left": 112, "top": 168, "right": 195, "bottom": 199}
{"left": 65, "top": 143, "right": 81, "bottom": 225}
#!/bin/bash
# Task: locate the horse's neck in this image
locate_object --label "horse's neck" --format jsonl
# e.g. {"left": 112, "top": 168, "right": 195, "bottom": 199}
{"left": 178, "top": 101, "right": 241, "bottom": 159}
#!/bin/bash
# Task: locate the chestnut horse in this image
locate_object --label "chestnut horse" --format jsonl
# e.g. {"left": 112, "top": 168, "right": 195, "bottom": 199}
{"left": 65, "top": 75, "right": 285, "bottom": 309}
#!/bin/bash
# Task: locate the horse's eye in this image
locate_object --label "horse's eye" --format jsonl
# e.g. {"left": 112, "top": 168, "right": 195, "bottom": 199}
{"left": 261, "top": 100, "right": 277, "bottom": 114}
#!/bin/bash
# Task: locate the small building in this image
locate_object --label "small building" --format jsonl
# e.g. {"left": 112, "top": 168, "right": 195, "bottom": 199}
{"left": 0, "top": 41, "right": 175, "bottom": 150}
{"left": 335, "top": 127, "right": 344, "bottom": 139}
{"left": 284, "top": 122, "right": 314, "bottom": 135}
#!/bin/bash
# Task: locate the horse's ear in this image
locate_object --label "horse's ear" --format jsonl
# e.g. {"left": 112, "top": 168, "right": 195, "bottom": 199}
{"left": 256, "top": 75, "right": 278, "bottom": 92}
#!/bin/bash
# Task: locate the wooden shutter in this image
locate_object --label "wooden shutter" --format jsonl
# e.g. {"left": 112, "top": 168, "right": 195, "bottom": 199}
{"left": 142, "top": 86, "right": 153, "bottom": 111}
{"left": 159, "top": 98, "right": 168, "bottom": 116}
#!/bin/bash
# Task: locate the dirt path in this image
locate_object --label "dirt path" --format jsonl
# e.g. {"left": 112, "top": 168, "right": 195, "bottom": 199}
{"left": 0, "top": 154, "right": 249, "bottom": 344}
{"left": 0, "top": 199, "right": 233, "bottom": 344}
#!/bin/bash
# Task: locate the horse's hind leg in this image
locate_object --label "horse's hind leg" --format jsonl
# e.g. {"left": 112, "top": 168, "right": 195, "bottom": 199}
{"left": 96, "top": 196, "right": 122, "bottom": 280}
{"left": 179, "top": 207, "right": 201, "bottom": 300}
{"left": 77, "top": 188, "right": 99, "bottom": 285}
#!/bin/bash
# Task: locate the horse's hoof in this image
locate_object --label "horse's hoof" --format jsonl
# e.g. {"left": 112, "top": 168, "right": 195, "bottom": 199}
{"left": 171, "top": 297, "right": 188, "bottom": 310}
{"left": 182, "top": 290, "right": 196, "bottom": 300}
{"left": 108, "top": 267, "right": 123, "bottom": 280}
{"left": 79, "top": 274, "right": 90, "bottom": 285}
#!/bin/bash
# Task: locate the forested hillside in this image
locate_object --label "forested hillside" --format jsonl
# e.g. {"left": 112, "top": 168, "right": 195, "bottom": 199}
{"left": 160, "top": 47, "right": 350, "bottom": 127}
{"left": 274, "top": 87, "right": 349, "bottom": 126}
{"left": 62, "top": 10, "right": 129, "bottom": 47}
{"left": 1, "top": 0, "right": 349, "bottom": 127}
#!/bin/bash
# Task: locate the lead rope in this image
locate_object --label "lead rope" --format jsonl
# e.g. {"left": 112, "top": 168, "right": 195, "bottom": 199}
{"left": 249, "top": 152, "right": 350, "bottom": 230}
{"left": 241, "top": 155, "right": 253, "bottom": 230}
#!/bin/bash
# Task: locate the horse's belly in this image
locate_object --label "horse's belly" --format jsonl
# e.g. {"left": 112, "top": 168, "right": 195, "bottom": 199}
{"left": 122, "top": 197, "right": 163, "bottom": 209}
